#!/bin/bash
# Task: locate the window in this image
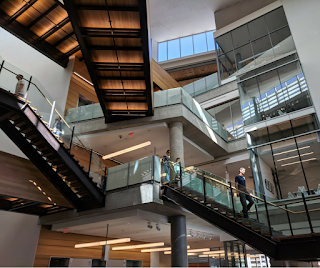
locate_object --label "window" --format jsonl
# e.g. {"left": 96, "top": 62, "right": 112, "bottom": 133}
{"left": 158, "top": 30, "right": 215, "bottom": 62}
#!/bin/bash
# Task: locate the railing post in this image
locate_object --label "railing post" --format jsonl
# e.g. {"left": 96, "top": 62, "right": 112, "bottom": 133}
{"left": 69, "top": 126, "right": 75, "bottom": 151}
{"left": 152, "top": 155, "right": 154, "bottom": 184}
{"left": 285, "top": 205, "right": 294, "bottom": 236}
{"left": 48, "top": 101, "right": 56, "bottom": 128}
{"left": 179, "top": 162, "right": 182, "bottom": 193}
{"left": 263, "top": 195, "right": 273, "bottom": 237}
{"left": 301, "top": 193, "right": 314, "bottom": 234}
{"left": 127, "top": 162, "right": 130, "bottom": 189}
{"left": 88, "top": 149, "right": 93, "bottom": 175}
{"left": 254, "top": 202, "right": 259, "bottom": 222}
{"left": 0, "top": 60, "right": 4, "bottom": 74}
{"left": 202, "top": 170, "right": 207, "bottom": 204}
{"left": 103, "top": 167, "right": 107, "bottom": 194}
{"left": 23, "top": 76, "right": 32, "bottom": 100}
{"left": 229, "top": 181, "right": 236, "bottom": 220}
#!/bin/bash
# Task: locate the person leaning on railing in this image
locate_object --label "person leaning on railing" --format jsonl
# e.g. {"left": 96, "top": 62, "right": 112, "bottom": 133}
{"left": 235, "top": 167, "right": 254, "bottom": 219}
{"left": 162, "top": 149, "right": 172, "bottom": 184}
{"left": 15, "top": 74, "right": 25, "bottom": 97}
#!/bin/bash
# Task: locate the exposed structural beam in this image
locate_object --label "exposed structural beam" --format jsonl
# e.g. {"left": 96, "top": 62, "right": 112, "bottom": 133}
{"left": 93, "top": 62, "right": 144, "bottom": 71}
{"left": 54, "top": 31, "right": 74, "bottom": 47}
{"left": 28, "top": 3, "right": 59, "bottom": 29}
{"left": 39, "top": 17, "right": 70, "bottom": 40}
{"left": 80, "top": 27, "right": 141, "bottom": 38}
{"left": 9, "top": 201, "right": 40, "bottom": 211}
{"left": 89, "top": 46, "right": 142, "bottom": 51}
{"left": 98, "top": 76, "right": 145, "bottom": 80}
{"left": 0, "top": 9, "right": 68, "bottom": 67}
{"left": 64, "top": 0, "right": 110, "bottom": 121}
{"left": 138, "top": 0, "right": 153, "bottom": 116}
{"left": 75, "top": 5, "right": 140, "bottom": 11}
{"left": 104, "top": 99, "right": 147, "bottom": 103}
{"left": 9, "top": 0, "right": 38, "bottom": 22}
{"left": 64, "top": 45, "right": 80, "bottom": 58}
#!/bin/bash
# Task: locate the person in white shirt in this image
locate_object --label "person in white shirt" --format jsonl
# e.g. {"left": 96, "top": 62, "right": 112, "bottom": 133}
{"left": 15, "top": 74, "right": 25, "bottom": 97}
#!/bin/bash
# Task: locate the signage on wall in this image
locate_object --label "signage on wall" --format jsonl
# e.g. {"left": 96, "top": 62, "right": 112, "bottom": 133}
{"left": 265, "top": 179, "right": 274, "bottom": 194}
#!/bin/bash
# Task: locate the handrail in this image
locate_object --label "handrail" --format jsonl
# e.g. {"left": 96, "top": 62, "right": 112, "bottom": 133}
{"left": 169, "top": 161, "right": 320, "bottom": 215}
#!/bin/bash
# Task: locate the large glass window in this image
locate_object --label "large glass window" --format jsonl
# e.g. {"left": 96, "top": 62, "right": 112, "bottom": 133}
{"left": 158, "top": 30, "right": 215, "bottom": 62}
{"left": 238, "top": 56, "right": 312, "bottom": 126}
{"left": 207, "top": 99, "right": 245, "bottom": 141}
{"left": 215, "top": 7, "right": 295, "bottom": 79}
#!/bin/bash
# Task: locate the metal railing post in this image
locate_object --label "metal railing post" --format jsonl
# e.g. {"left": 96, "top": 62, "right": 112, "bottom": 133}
{"left": 0, "top": 60, "right": 4, "bottom": 74}
{"left": 179, "top": 162, "right": 182, "bottom": 193}
{"left": 152, "top": 155, "right": 154, "bottom": 184}
{"left": 263, "top": 195, "right": 273, "bottom": 237}
{"left": 202, "top": 170, "right": 207, "bottom": 204}
{"left": 69, "top": 126, "right": 75, "bottom": 151}
{"left": 88, "top": 149, "right": 93, "bottom": 175}
{"left": 229, "top": 181, "right": 236, "bottom": 220}
{"left": 285, "top": 205, "right": 294, "bottom": 236}
{"left": 104, "top": 167, "right": 107, "bottom": 194}
{"left": 23, "top": 76, "right": 32, "bottom": 100}
{"left": 48, "top": 101, "right": 56, "bottom": 128}
{"left": 254, "top": 202, "right": 259, "bottom": 222}
{"left": 302, "top": 193, "right": 314, "bottom": 234}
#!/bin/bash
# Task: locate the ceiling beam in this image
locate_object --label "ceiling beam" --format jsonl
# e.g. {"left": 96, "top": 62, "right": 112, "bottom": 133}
{"left": 39, "top": 17, "right": 70, "bottom": 40}
{"left": 9, "top": 0, "right": 38, "bottom": 22}
{"left": 9, "top": 201, "right": 40, "bottom": 211}
{"left": 98, "top": 76, "right": 145, "bottom": 80}
{"left": 54, "top": 31, "right": 74, "bottom": 47}
{"left": 64, "top": 45, "right": 80, "bottom": 58}
{"left": 0, "top": 9, "right": 68, "bottom": 67}
{"left": 94, "top": 62, "right": 144, "bottom": 71}
{"left": 81, "top": 27, "right": 141, "bottom": 38}
{"left": 105, "top": 99, "right": 147, "bottom": 103}
{"left": 28, "top": 3, "right": 59, "bottom": 29}
{"left": 76, "top": 5, "right": 139, "bottom": 11}
{"left": 89, "top": 46, "right": 142, "bottom": 51}
{"left": 64, "top": 0, "right": 111, "bottom": 121}
{"left": 102, "top": 89, "right": 146, "bottom": 93}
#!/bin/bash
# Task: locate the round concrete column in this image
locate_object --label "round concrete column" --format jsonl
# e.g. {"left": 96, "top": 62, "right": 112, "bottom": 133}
{"left": 170, "top": 121, "right": 184, "bottom": 166}
{"left": 170, "top": 215, "right": 188, "bottom": 267}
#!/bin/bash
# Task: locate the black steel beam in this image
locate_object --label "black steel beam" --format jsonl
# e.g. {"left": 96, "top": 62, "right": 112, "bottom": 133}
{"left": 28, "top": 3, "right": 59, "bottom": 29}
{"left": 89, "top": 46, "right": 142, "bottom": 51}
{"left": 0, "top": 109, "right": 15, "bottom": 123}
{"left": 76, "top": 5, "right": 140, "bottom": 11}
{"left": 138, "top": 0, "right": 153, "bottom": 116}
{"left": 98, "top": 76, "right": 145, "bottom": 80}
{"left": 64, "top": 0, "right": 111, "bottom": 121}
{"left": 93, "top": 62, "right": 144, "bottom": 71}
{"left": 39, "top": 17, "right": 70, "bottom": 40}
{"left": 9, "top": 0, "right": 38, "bottom": 22}
{"left": 81, "top": 27, "right": 141, "bottom": 38}
{"left": 64, "top": 45, "right": 80, "bottom": 58}
{"left": 10, "top": 201, "right": 40, "bottom": 211}
{"left": 0, "top": 9, "right": 68, "bottom": 67}
{"left": 53, "top": 31, "right": 74, "bottom": 47}
{"left": 105, "top": 99, "right": 146, "bottom": 103}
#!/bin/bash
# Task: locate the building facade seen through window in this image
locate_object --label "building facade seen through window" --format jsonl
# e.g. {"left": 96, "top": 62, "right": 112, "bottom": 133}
{"left": 158, "top": 31, "right": 215, "bottom": 62}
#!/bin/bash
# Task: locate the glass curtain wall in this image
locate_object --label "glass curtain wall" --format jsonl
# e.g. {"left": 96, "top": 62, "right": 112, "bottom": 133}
{"left": 247, "top": 114, "right": 320, "bottom": 199}
{"left": 207, "top": 99, "right": 245, "bottom": 141}
{"left": 215, "top": 7, "right": 296, "bottom": 80}
{"left": 238, "top": 55, "right": 312, "bottom": 126}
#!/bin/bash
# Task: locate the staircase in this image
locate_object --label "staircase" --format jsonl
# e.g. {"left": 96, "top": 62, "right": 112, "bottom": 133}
{"left": 162, "top": 182, "right": 320, "bottom": 261}
{"left": 0, "top": 88, "right": 105, "bottom": 211}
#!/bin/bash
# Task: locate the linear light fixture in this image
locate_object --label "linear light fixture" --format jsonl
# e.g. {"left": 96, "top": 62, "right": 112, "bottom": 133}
{"left": 102, "top": 141, "right": 151, "bottom": 160}
{"left": 75, "top": 238, "right": 131, "bottom": 248}
{"left": 277, "top": 152, "right": 313, "bottom": 162}
{"left": 141, "top": 245, "right": 190, "bottom": 253}
{"left": 164, "top": 251, "right": 197, "bottom": 256}
{"left": 273, "top": 146, "right": 310, "bottom": 156}
{"left": 73, "top": 72, "right": 94, "bottom": 86}
{"left": 281, "top": 158, "right": 317, "bottom": 167}
{"left": 199, "top": 254, "right": 220, "bottom": 258}
{"left": 188, "top": 248, "right": 211, "bottom": 253}
{"left": 112, "top": 242, "right": 164, "bottom": 251}
{"left": 203, "top": 250, "right": 224, "bottom": 254}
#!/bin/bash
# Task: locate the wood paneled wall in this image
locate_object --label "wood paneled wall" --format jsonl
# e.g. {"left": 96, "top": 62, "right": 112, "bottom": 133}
{"left": 0, "top": 151, "right": 71, "bottom": 208}
{"left": 34, "top": 226, "right": 150, "bottom": 267}
{"left": 152, "top": 59, "right": 181, "bottom": 90}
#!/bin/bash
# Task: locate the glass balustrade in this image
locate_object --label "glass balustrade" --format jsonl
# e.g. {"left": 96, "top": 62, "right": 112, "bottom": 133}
{"left": 0, "top": 57, "right": 107, "bottom": 193}
{"left": 183, "top": 72, "right": 219, "bottom": 97}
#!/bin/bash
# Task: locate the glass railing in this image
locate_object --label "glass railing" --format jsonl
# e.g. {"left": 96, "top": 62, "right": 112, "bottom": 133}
{"left": 0, "top": 56, "right": 107, "bottom": 193}
{"left": 154, "top": 87, "right": 229, "bottom": 142}
{"left": 106, "top": 155, "right": 161, "bottom": 191}
{"left": 183, "top": 72, "right": 219, "bottom": 97}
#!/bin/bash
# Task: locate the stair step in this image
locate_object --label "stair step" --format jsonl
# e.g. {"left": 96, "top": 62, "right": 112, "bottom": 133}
{"left": 32, "top": 140, "right": 43, "bottom": 146}
{"left": 47, "top": 157, "right": 59, "bottom": 163}
{"left": 30, "top": 137, "right": 42, "bottom": 144}
{"left": 15, "top": 121, "right": 27, "bottom": 128}
{"left": 25, "top": 133, "right": 38, "bottom": 140}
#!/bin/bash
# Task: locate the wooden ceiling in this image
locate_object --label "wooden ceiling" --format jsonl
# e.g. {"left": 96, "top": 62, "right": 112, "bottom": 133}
{"left": 64, "top": 0, "right": 153, "bottom": 123}
{"left": 0, "top": 0, "right": 81, "bottom": 67}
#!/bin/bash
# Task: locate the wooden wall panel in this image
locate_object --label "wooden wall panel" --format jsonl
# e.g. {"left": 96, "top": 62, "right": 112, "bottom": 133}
{"left": 0, "top": 151, "right": 72, "bottom": 208}
{"left": 34, "top": 226, "right": 150, "bottom": 267}
{"left": 152, "top": 59, "right": 181, "bottom": 90}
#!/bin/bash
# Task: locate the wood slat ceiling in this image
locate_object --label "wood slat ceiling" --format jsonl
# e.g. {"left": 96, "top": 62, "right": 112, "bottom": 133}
{"left": 0, "top": 0, "right": 80, "bottom": 66}
{"left": 65, "top": 0, "right": 153, "bottom": 122}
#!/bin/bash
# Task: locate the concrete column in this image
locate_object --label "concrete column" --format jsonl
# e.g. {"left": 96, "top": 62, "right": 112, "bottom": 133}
{"left": 170, "top": 215, "right": 188, "bottom": 267}
{"left": 170, "top": 121, "right": 184, "bottom": 182}
{"left": 150, "top": 252, "right": 159, "bottom": 267}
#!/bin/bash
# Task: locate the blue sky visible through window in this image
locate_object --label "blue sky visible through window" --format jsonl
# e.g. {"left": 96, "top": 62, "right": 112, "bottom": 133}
{"left": 158, "top": 30, "right": 215, "bottom": 62}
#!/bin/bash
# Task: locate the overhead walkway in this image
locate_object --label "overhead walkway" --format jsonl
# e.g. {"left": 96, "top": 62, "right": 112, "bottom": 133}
{"left": 0, "top": 57, "right": 106, "bottom": 211}
{"left": 64, "top": 0, "right": 153, "bottom": 123}
{"left": 162, "top": 161, "right": 320, "bottom": 261}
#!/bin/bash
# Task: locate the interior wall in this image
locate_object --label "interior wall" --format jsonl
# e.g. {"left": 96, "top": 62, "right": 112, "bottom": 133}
{"left": 34, "top": 226, "right": 151, "bottom": 267}
{"left": 281, "top": 0, "right": 320, "bottom": 121}
{"left": 0, "top": 28, "right": 74, "bottom": 111}
{"left": 0, "top": 211, "right": 40, "bottom": 267}
{"left": 259, "top": 157, "right": 277, "bottom": 199}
